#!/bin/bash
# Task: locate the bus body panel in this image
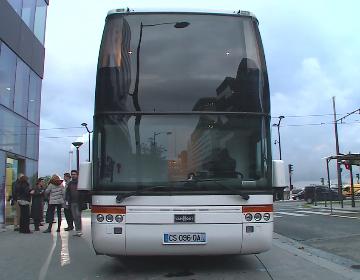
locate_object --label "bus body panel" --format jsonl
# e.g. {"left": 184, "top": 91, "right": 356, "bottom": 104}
{"left": 91, "top": 195, "right": 273, "bottom": 256}
{"left": 126, "top": 206, "right": 244, "bottom": 224}
{"left": 91, "top": 220, "right": 126, "bottom": 256}
{"left": 126, "top": 224, "right": 243, "bottom": 255}
{"left": 241, "top": 222, "right": 273, "bottom": 254}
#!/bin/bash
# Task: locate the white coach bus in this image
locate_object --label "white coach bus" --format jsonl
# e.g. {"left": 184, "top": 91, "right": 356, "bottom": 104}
{"left": 79, "top": 8, "right": 285, "bottom": 256}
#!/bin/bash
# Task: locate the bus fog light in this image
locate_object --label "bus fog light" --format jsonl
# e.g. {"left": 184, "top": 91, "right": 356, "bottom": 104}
{"left": 263, "top": 213, "right": 270, "bottom": 221}
{"left": 254, "top": 213, "right": 262, "bottom": 221}
{"left": 245, "top": 213, "right": 253, "bottom": 221}
{"left": 115, "top": 215, "right": 123, "bottom": 223}
{"left": 96, "top": 214, "right": 104, "bottom": 222}
{"left": 106, "top": 214, "right": 114, "bottom": 222}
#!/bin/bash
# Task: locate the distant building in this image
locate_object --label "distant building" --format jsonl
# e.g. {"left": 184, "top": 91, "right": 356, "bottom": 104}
{"left": 0, "top": 0, "right": 48, "bottom": 227}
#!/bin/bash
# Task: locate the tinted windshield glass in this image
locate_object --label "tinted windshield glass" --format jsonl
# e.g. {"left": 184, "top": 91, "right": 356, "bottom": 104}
{"left": 94, "top": 114, "right": 271, "bottom": 190}
{"left": 94, "top": 13, "right": 271, "bottom": 191}
{"left": 95, "top": 13, "right": 269, "bottom": 113}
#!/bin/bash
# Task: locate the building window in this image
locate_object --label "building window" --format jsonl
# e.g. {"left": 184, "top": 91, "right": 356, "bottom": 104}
{"left": 25, "top": 158, "right": 38, "bottom": 186}
{"left": 0, "top": 42, "right": 16, "bottom": 110}
{"left": 7, "top": 0, "right": 22, "bottom": 16}
{"left": 27, "top": 71, "right": 41, "bottom": 125}
{"left": 14, "top": 59, "right": 30, "bottom": 117}
{"left": 26, "top": 122, "right": 39, "bottom": 160}
{"left": 21, "top": 0, "right": 36, "bottom": 31}
{"left": 34, "top": 0, "right": 47, "bottom": 44}
{"left": 0, "top": 106, "right": 27, "bottom": 156}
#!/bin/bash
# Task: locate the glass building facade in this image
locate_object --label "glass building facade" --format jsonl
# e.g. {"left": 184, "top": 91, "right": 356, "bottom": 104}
{"left": 0, "top": 0, "right": 48, "bottom": 228}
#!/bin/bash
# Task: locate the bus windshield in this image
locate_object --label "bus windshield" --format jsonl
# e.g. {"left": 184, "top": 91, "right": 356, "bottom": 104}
{"left": 94, "top": 12, "right": 271, "bottom": 192}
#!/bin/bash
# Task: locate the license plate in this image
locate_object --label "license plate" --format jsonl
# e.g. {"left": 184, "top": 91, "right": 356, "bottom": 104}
{"left": 163, "top": 232, "right": 207, "bottom": 245}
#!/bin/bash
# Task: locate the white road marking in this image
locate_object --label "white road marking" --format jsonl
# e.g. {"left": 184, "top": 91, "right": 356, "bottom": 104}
{"left": 276, "top": 211, "right": 308, "bottom": 217}
{"left": 274, "top": 215, "right": 283, "bottom": 218}
{"left": 60, "top": 230, "right": 70, "bottom": 266}
{"left": 297, "top": 210, "right": 360, "bottom": 220}
{"left": 39, "top": 231, "right": 58, "bottom": 280}
{"left": 317, "top": 208, "right": 358, "bottom": 214}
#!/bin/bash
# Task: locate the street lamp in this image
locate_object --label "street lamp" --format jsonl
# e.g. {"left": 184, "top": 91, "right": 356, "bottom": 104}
{"left": 72, "top": 141, "right": 83, "bottom": 172}
{"left": 81, "top": 122, "right": 93, "bottom": 162}
{"left": 272, "top": 115, "right": 285, "bottom": 160}
{"left": 152, "top": 131, "right": 172, "bottom": 146}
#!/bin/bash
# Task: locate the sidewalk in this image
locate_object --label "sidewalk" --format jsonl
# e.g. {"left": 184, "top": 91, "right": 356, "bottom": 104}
{"left": 310, "top": 200, "right": 360, "bottom": 212}
{"left": 276, "top": 198, "right": 360, "bottom": 212}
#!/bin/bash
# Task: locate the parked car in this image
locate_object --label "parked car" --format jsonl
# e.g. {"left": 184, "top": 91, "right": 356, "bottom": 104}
{"left": 304, "top": 185, "right": 345, "bottom": 204}
{"left": 292, "top": 189, "right": 304, "bottom": 200}
{"left": 342, "top": 184, "right": 360, "bottom": 197}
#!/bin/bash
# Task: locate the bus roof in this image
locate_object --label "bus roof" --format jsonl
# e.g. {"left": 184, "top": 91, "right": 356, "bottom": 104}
{"left": 107, "top": 8, "right": 258, "bottom": 22}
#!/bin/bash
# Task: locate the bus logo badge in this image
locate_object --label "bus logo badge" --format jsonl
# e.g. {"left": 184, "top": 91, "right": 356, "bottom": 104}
{"left": 174, "top": 214, "right": 195, "bottom": 223}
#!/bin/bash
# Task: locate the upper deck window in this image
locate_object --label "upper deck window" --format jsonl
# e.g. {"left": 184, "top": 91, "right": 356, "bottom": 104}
{"left": 95, "top": 13, "right": 269, "bottom": 113}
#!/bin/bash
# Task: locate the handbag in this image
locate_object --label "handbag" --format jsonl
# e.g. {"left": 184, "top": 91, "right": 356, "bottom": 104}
{"left": 80, "top": 203, "right": 88, "bottom": 211}
{"left": 18, "top": 199, "right": 30, "bottom": 206}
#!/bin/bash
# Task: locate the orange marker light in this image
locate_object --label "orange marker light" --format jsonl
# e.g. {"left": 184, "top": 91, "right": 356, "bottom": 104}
{"left": 91, "top": 205, "right": 126, "bottom": 214}
{"left": 242, "top": 205, "right": 273, "bottom": 213}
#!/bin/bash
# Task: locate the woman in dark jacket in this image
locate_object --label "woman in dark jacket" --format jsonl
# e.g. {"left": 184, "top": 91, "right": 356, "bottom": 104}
{"left": 31, "top": 178, "right": 45, "bottom": 231}
{"left": 17, "top": 175, "right": 34, "bottom": 233}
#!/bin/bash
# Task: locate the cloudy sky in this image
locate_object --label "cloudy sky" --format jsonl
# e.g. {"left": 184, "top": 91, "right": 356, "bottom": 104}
{"left": 39, "top": 0, "right": 360, "bottom": 187}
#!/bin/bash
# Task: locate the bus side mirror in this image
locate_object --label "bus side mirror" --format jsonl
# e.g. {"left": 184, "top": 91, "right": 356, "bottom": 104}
{"left": 78, "top": 162, "right": 92, "bottom": 191}
{"left": 272, "top": 160, "right": 286, "bottom": 188}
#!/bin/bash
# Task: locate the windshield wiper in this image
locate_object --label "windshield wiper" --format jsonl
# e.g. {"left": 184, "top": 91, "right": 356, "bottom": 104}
{"left": 190, "top": 178, "right": 250, "bottom": 200}
{"left": 116, "top": 185, "right": 169, "bottom": 203}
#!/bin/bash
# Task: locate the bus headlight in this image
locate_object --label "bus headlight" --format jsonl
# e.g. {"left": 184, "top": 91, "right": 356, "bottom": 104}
{"left": 254, "top": 213, "right": 262, "bottom": 221}
{"left": 115, "top": 215, "right": 123, "bottom": 223}
{"left": 96, "top": 214, "right": 104, "bottom": 222}
{"left": 106, "top": 214, "right": 114, "bottom": 222}
{"left": 263, "top": 213, "right": 270, "bottom": 221}
{"left": 245, "top": 213, "right": 253, "bottom": 221}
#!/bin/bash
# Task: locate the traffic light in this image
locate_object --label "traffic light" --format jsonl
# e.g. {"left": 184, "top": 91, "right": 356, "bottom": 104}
{"left": 288, "top": 164, "right": 293, "bottom": 173}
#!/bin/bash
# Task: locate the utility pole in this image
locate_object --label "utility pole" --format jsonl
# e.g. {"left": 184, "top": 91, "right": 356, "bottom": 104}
{"left": 288, "top": 164, "right": 293, "bottom": 200}
{"left": 332, "top": 96, "right": 343, "bottom": 208}
{"left": 349, "top": 163, "right": 356, "bottom": 207}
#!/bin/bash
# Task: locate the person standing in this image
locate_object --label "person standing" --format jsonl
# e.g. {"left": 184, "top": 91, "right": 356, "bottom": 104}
{"left": 31, "top": 178, "right": 45, "bottom": 231}
{"left": 63, "top": 173, "right": 74, "bottom": 231}
{"left": 68, "top": 170, "right": 83, "bottom": 236}
{"left": 11, "top": 173, "right": 24, "bottom": 231}
{"left": 17, "top": 175, "right": 34, "bottom": 234}
{"left": 43, "top": 175, "right": 64, "bottom": 233}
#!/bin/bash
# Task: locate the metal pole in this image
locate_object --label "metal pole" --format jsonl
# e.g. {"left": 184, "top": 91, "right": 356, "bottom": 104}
{"left": 288, "top": 164, "right": 293, "bottom": 200}
{"left": 88, "top": 132, "right": 91, "bottom": 162}
{"left": 332, "top": 96, "right": 343, "bottom": 208}
{"left": 76, "top": 147, "right": 80, "bottom": 172}
{"left": 277, "top": 125, "right": 282, "bottom": 160}
{"left": 350, "top": 164, "right": 355, "bottom": 207}
{"left": 326, "top": 158, "right": 333, "bottom": 215}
